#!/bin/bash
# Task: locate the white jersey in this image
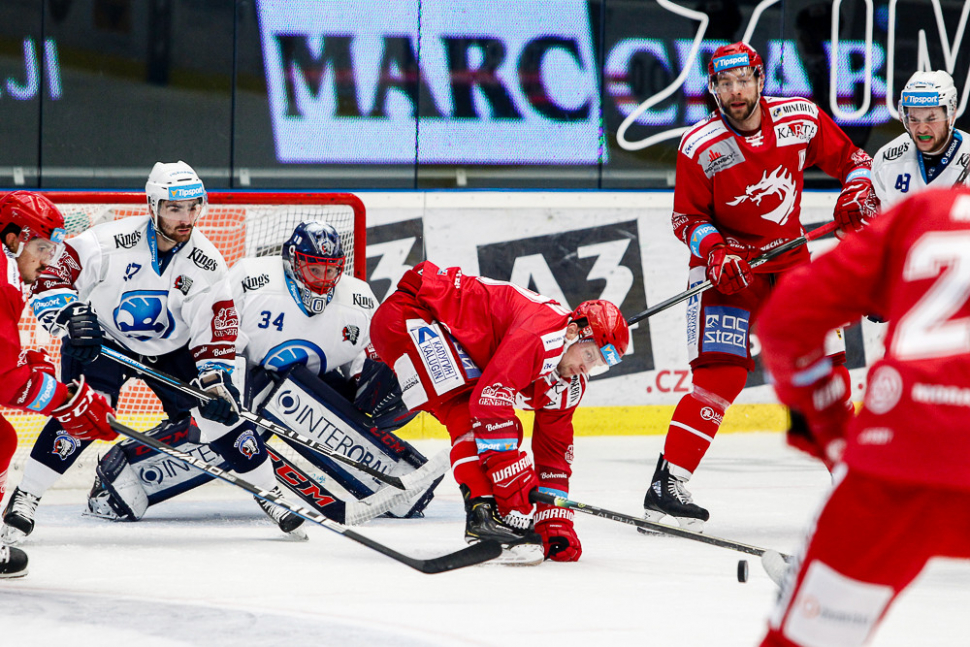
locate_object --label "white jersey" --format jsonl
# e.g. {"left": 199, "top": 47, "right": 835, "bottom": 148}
{"left": 29, "top": 216, "right": 237, "bottom": 373}
{"left": 871, "top": 130, "right": 970, "bottom": 208}
{"left": 229, "top": 256, "right": 377, "bottom": 380}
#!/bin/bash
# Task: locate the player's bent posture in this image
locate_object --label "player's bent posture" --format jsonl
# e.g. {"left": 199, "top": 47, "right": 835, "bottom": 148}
{"left": 370, "top": 261, "right": 629, "bottom": 564}
{"left": 86, "top": 222, "right": 433, "bottom": 526}
{"left": 756, "top": 186, "right": 970, "bottom": 646}
{"left": 1, "top": 162, "right": 294, "bottom": 543}
{"left": 0, "top": 192, "right": 115, "bottom": 578}
{"left": 872, "top": 71, "right": 969, "bottom": 208}
{"left": 642, "top": 42, "right": 877, "bottom": 530}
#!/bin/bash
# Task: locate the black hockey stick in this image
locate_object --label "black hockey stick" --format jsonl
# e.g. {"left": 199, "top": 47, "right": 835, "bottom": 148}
{"left": 108, "top": 418, "right": 501, "bottom": 573}
{"left": 626, "top": 220, "right": 839, "bottom": 325}
{"left": 530, "top": 491, "right": 790, "bottom": 560}
{"left": 99, "top": 346, "right": 414, "bottom": 489}
{"left": 955, "top": 159, "right": 970, "bottom": 186}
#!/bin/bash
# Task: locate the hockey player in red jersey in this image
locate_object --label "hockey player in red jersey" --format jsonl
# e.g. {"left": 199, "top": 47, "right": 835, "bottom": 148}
{"left": 642, "top": 42, "right": 878, "bottom": 530}
{"left": 757, "top": 186, "right": 970, "bottom": 646}
{"left": 370, "top": 261, "right": 629, "bottom": 564}
{"left": 0, "top": 191, "right": 116, "bottom": 578}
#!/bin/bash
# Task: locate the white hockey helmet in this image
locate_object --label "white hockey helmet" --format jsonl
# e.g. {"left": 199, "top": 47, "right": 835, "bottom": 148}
{"left": 899, "top": 70, "right": 959, "bottom": 136}
{"left": 145, "top": 161, "right": 208, "bottom": 227}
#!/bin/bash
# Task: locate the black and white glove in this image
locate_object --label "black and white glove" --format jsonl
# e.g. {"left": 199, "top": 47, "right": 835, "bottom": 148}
{"left": 192, "top": 368, "right": 241, "bottom": 426}
{"left": 54, "top": 302, "right": 104, "bottom": 364}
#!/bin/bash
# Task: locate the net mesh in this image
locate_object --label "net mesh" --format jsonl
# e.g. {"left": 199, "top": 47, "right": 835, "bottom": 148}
{"left": 5, "top": 194, "right": 362, "bottom": 489}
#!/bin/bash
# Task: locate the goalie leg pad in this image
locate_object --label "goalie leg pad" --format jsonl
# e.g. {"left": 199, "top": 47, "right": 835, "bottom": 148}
{"left": 88, "top": 444, "right": 149, "bottom": 521}
{"left": 207, "top": 424, "right": 269, "bottom": 475}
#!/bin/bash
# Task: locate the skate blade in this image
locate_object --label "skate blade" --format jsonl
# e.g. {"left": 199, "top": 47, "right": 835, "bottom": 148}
{"left": 0, "top": 566, "right": 28, "bottom": 579}
{"left": 482, "top": 543, "right": 544, "bottom": 566}
{"left": 637, "top": 511, "right": 705, "bottom": 534}
{"left": 282, "top": 526, "right": 309, "bottom": 542}
{"left": 0, "top": 525, "right": 28, "bottom": 546}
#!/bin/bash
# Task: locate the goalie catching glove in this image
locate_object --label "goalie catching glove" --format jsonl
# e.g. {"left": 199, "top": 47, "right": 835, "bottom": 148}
{"left": 192, "top": 368, "right": 241, "bottom": 426}
{"left": 706, "top": 244, "right": 752, "bottom": 295}
{"left": 834, "top": 178, "right": 878, "bottom": 234}
{"left": 53, "top": 376, "right": 117, "bottom": 441}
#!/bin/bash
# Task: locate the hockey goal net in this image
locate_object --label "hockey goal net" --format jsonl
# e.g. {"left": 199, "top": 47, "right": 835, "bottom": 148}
{"left": 4, "top": 191, "right": 366, "bottom": 489}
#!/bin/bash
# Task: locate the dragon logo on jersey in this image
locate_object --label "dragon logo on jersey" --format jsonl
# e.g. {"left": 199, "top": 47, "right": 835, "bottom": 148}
{"left": 261, "top": 340, "right": 327, "bottom": 375}
{"left": 113, "top": 290, "right": 175, "bottom": 340}
{"left": 726, "top": 166, "right": 796, "bottom": 225}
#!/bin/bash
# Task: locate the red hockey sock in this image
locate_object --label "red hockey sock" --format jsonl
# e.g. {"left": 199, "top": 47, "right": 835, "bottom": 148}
{"left": 663, "top": 364, "right": 747, "bottom": 474}
{"left": 438, "top": 397, "right": 493, "bottom": 500}
{"left": 0, "top": 416, "right": 17, "bottom": 498}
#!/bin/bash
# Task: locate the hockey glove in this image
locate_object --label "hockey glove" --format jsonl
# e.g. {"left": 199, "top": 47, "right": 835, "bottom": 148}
{"left": 535, "top": 505, "right": 582, "bottom": 562}
{"left": 55, "top": 302, "right": 104, "bottom": 364}
{"left": 780, "top": 369, "right": 853, "bottom": 470}
{"left": 20, "top": 349, "right": 56, "bottom": 376}
{"left": 481, "top": 450, "right": 539, "bottom": 525}
{"left": 192, "top": 368, "right": 241, "bottom": 426}
{"left": 52, "top": 376, "right": 117, "bottom": 441}
{"left": 706, "top": 245, "right": 753, "bottom": 295}
{"left": 834, "top": 179, "right": 878, "bottom": 234}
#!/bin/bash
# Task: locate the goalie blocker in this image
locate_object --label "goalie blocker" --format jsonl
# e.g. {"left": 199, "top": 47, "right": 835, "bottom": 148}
{"left": 87, "top": 361, "right": 440, "bottom": 524}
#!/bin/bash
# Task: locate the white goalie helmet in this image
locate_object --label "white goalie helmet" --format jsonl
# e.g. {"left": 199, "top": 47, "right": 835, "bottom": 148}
{"left": 145, "top": 160, "right": 208, "bottom": 226}
{"left": 899, "top": 70, "right": 959, "bottom": 135}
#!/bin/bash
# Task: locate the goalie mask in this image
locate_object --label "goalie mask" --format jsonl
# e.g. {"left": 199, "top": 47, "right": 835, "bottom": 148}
{"left": 566, "top": 300, "right": 630, "bottom": 376}
{"left": 282, "top": 221, "right": 346, "bottom": 315}
{"left": 899, "top": 70, "right": 959, "bottom": 147}
{"left": 144, "top": 161, "right": 208, "bottom": 242}
{"left": 0, "top": 191, "right": 66, "bottom": 263}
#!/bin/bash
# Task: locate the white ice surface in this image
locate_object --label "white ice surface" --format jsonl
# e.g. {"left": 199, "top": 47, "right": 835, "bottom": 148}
{"left": 2, "top": 434, "right": 968, "bottom": 647}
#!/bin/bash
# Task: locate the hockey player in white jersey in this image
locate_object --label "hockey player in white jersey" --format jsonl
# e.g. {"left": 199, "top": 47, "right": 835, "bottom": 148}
{"left": 1, "top": 161, "right": 304, "bottom": 543}
{"left": 85, "top": 222, "right": 438, "bottom": 526}
{"left": 872, "top": 71, "right": 969, "bottom": 207}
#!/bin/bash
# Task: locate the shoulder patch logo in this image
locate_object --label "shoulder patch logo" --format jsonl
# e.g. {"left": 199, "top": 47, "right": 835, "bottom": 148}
{"left": 174, "top": 275, "right": 193, "bottom": 295}
{"left": 342, "top": 324, "right": 360, "bottom": 344}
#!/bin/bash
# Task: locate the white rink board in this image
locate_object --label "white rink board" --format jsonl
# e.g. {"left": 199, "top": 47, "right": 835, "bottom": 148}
{"left": 359, "top": 191, "right": 885, "bottom": 407}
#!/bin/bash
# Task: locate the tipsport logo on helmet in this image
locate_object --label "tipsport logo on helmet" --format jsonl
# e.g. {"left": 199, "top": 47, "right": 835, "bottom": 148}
{"left": 167, "top": 183, "right": 205, "bottom": 200}
{"left": 712, "top": 53, "right": 749, "bottom": 73}
{"left": 901, "top": 92, "right": 941, "bottom": 107}
{"left": 601, "top": 344, "right": 622, "bottom": 367}
{"left": 256, "top": 0, "right": 601, "bottom": 165}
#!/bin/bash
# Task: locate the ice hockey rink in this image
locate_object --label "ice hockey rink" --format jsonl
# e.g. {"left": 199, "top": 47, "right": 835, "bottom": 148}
{"left": 2, "top": 433, "right": 967, "bottom": 647}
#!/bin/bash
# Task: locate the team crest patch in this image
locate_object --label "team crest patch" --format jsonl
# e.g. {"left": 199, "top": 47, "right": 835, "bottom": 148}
{"left": 52, "top": 433, "right": 80, "bottom": 460}
{"left": 342, "top": 325, "right": 360, "bottom": 344}
{"left": 174, "top": 275, "right": 193, "bottom": 295}
{"left": 233, "top": 430, "right": 261, "bottom": 459}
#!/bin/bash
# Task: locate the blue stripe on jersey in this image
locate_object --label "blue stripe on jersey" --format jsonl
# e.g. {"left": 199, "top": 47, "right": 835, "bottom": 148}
{"left": 539, "top": 485, "right": 569, "bottom": 498}
{"left": 475, "top": 437, "right": 518, "bottom": 454}
{"left": 26, "top": 372, "right": 59, "bottom": 412}
{"left": 845, "top": 168, "right": 871, "bottom": 183}
{"left": 689, "top": 224, "right": 718, "bottom": 257}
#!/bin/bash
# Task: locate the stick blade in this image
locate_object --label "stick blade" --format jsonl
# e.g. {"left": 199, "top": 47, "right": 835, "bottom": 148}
{"left": 410, "top": 540, "right": 504, "bottom": 574}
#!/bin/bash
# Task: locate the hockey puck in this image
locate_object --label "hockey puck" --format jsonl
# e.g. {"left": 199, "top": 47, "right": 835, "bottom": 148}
{"left": 737, "top": 559, "right": 749, "bottom": 583}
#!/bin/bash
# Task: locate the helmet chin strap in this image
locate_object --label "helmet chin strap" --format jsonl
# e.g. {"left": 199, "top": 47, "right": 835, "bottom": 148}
{"left": 150, "top": 213, "right": 180, "bottom": 245}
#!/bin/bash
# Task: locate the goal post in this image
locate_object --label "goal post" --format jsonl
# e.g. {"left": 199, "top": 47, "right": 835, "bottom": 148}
{"left": 4, "top": 191, "right": 366, "bottom": 487}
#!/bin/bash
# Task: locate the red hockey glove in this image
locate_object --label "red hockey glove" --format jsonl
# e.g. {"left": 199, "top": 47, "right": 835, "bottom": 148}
{"left": 482, "top": 450, "right": 539, "bottom": 522}
{"left": 20, "top": 349, "right": 56, "bottom": 376}
{"left": 834, "top": 179, "right": 878, "bottom": 234}
{"left": 52, "top": 376, "right": 117, "bottom": 441}
{"left": 777, "top": 367, "right": 852, "bottom": 470}
{"left": 706, "top": 245, "right": 752, "bottom": 294}
{"left": 535, "top": 505, "right": 582, "bottom": 562}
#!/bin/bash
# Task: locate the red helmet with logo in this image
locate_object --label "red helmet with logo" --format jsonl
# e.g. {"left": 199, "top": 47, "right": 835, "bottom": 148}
{"left": 707, "top": 42, "right": 764, "bottom": 82}
{"left": 569, "top": 300, "right": 630, "bottom": 369}
{"left": 0, "top": 191, "right": 66, "bottom": 243}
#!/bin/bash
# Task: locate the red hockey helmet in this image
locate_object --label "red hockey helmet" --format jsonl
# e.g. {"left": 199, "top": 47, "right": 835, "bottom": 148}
{"left": 0, "top": 191, "right": 67, "bottom": 261}
{"left": 707, "top": 42, "right": 764, "bottom": 80}
{"left": 569, "top": 300, "right": 630, "bottom": 372}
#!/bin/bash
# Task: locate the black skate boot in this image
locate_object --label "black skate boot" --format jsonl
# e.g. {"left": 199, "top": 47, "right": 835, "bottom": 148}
{"left": 2, "top": 487, "right": 41, "bottom": 545}
{"left": 463, "top": 490, "right": 543, "bottom": 566}
{"left": 255, "top": 487, "right": 308, "bottom": 540}
{"left": 0, "top": 544, "right": 28, "bottom": 578}
{"left": 641, "top": 454, "right": 710, "bottom": 531}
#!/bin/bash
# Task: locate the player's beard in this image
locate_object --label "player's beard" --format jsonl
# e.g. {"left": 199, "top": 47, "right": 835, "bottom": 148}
{"left": 157, "top": 219, "right": 194, "bottom": 244}
{"left": 725, "top": 95, "right": 758, "bottom": 125}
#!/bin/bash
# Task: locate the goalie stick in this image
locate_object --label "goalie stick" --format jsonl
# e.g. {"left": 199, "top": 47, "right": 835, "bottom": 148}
{"left": 626, "top": 220, "right": 839, "bottom": 325}
{"left": 100, "top": 346, "right": 428, "bottom": 491}
{"left": 107, "top": 417, "right": 501, "bottom": 573}
{"left": 530, "top": 491, "right": 790, "bottom": 560}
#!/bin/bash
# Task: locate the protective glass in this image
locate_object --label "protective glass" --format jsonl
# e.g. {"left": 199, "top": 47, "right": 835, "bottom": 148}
{"left": 577, "top": 340, "right": 611, "bottom": 377}
{"left": 158, "top": 198, "right": 204, "bottom": 225}
{"left": 24, "top": 232, "right": 65, "bottom": 264}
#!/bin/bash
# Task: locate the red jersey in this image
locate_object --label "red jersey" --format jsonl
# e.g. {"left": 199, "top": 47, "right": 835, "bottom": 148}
{"left": 0, "top": 249, "right": 67, "bottom": 415}
{"left": 759, "top": 187, "right": 970, "bottom": 488}
{"left": 408, "top": 262, "right": 587, "bottom": 442}
{"left": 673, "top": 97, "right": 871, "bottom": 272}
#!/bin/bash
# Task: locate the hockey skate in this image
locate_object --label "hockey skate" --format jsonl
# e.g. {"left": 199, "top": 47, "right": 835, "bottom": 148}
{"left": 255, "top": 488, "right": 308, "bottom": 540}
{"left": 2, "top": 488, "right": 41, "bottom": 545}
{"left": 464, "top": 496, "right": 543, "bottom": 566}
{"left": 641, "top": 454, "right": 710, "bottom": 532}
{"left": 0, "top": 544, "right": 28, "bottom": 578}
